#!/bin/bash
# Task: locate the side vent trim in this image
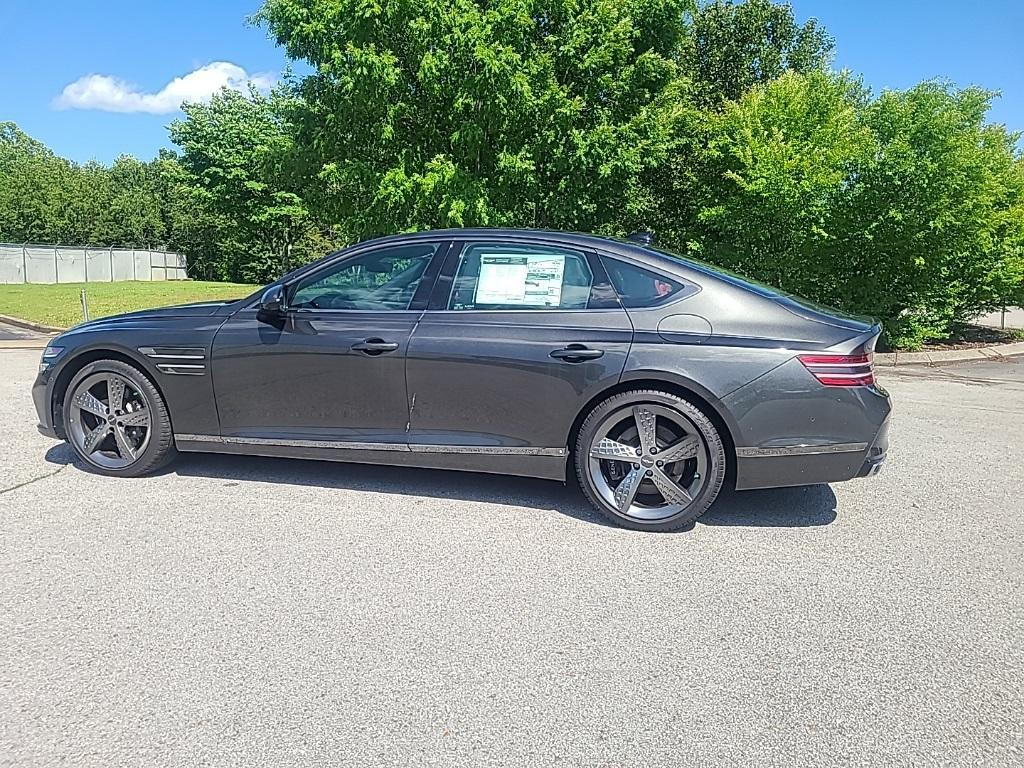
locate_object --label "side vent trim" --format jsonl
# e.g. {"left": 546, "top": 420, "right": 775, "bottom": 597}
{"left": 139, "top": 347, "right": 208, "bottom": 376}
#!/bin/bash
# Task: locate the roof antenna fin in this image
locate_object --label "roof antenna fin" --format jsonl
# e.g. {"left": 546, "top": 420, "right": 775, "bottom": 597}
{"left": 626, "top": 231, "right": 654, "bottom": 245}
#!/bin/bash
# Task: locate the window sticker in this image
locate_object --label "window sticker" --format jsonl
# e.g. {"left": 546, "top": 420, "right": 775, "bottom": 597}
{"left": 475, "top": 252, "right": 566, "bottom": 307}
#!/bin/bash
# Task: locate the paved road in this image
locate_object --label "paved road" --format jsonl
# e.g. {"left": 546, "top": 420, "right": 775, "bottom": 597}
{"left": 0, "top": 320, "right": 44, "bottom": 342}
{"left": 1, "top": 349, "right": 1021, "bottom": 767}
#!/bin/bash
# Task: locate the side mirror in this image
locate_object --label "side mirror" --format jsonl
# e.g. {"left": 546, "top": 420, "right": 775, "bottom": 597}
{"left": 257, "top": 284, "right": 287, "bottom": 317}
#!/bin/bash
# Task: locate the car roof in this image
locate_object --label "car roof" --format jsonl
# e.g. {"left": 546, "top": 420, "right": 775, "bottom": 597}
{"left": 360, "top": 227, "right": 624, "bottom": 248}
{"left": 357, "top": 227, "right": 684, "bottom": 269}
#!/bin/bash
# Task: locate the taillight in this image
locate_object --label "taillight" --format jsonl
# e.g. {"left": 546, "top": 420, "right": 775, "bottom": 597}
{"left": 798, "top": 353, "right": 875, "bottom": 387}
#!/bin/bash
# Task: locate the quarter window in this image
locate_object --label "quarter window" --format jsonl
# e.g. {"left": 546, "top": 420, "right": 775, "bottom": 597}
{"left": 290, "top": 243, "right": 437, "bottom": 311}
{"left": 448, "top": 243, "right": 594, "bottom": 311}
{"left": 602, "top": 257, "right": 685, "bottom": 308}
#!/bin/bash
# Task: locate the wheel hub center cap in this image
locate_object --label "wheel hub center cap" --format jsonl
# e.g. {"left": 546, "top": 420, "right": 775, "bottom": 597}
{"left": 640, "top": 455, "right": 654, "bottom": 467}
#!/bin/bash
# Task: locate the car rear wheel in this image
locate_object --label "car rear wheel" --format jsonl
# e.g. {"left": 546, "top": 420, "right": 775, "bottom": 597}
{"left": 63, "top": 360, "right": 176, "bottom": 477}
{"left": 575, "top": 390, "right": 726, "bottom": 532}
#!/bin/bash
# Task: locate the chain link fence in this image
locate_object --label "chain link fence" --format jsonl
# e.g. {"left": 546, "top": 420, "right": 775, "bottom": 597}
{"left": 0, "top": 243, "right": 187, "bottom": 284}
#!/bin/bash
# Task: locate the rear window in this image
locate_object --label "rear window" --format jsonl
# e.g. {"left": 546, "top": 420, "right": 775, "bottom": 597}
{"left": 601, "top": 257, "right": 685, "bottom": 308}
{"left": 648, "top": 246, "right": 877, "bottom": 325}
{"left": 648, "top": 247, "right": 783, "bottom": 299}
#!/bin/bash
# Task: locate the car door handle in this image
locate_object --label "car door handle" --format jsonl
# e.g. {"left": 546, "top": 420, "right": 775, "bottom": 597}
{"left": 550, "top": 345, "right": 605, "bottom": 362}
{"left": 352, "top": 338, "right": 400, "bottom": 355}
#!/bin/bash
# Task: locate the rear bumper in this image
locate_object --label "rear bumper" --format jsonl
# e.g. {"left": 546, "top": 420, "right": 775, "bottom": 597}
{"left": 855, "top": 423, "right": 889, "bottom": 478}
{"left": 732, "top": 389, "right": 891, "bottom": 491}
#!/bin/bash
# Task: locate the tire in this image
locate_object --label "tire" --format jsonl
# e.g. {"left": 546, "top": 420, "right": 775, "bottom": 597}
{"left": 63, "top": 359, "right": 177, "bottom": 477}
{"left": 574, "top": 389, "right": 726, "bottom": 532}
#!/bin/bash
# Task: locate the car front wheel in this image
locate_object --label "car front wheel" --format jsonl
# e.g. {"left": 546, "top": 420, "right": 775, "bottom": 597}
{"left": 63, "top": 360, "right": 177, "bottom": 477}
{"left": 575, "top": 390, "right": 726, "bottom": 532}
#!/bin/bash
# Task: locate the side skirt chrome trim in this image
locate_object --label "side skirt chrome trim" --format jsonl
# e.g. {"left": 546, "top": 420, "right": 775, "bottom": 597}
{"left": 736, "top": 442, "right": 869, "bottom": 458}
{"left": 412, "top": 444, "right": 566, "bottom": 457}
{"left": 175, "top": 433, "right": 221, "bottom": 443}
{"left": 174, "top": 434, "right": 566, "bottom": 457}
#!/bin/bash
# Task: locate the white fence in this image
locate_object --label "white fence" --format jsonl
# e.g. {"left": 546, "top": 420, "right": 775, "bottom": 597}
{"left": 0, "top": 243, "right": 188, "bottom": 284}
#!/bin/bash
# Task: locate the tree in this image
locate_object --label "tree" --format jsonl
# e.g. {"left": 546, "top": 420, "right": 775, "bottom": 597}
{"left": 96, "top": 156, "right": 167, "bottom": 247}
{"left": 256, "top": 0, "right": 693, "bottom": 240}
{"left": 0, "top": 122, "right": 67, "bottom": 243}
{"left": 689, "top": 71, "right": 874, "bottom": 294}
{"left": 0, "top": 123, "right": 166, "bottom": 248}
{"left": 681, "top": 0, "right": 834, "bottom": 107}
{"left": 168, "top": 87, "right": 314, "bottom": 282}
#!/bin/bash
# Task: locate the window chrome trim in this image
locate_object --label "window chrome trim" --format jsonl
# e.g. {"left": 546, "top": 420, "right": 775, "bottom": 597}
{"left": 736, "top": 442, "right": 868, "bottom": 458}
{"left": 173, "top": 434, "right": 565, "bottom": 457}
{"left": 418, "top": 308, "right": 627, "bottom": 316}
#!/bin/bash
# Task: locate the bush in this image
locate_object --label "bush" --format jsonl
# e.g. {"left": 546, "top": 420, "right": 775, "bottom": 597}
{"left": 663, "top": 73, "right": 1024, "bottom": 349}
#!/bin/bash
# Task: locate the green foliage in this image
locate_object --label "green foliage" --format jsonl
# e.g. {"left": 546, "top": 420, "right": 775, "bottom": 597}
{"left": 167, "top": 88, "right": 324, "bottom": 283}
{"left": 0, "top": 123, "right": 166, "bottom": 247}
{"left": 676, "top": 73, "right": 1024, "bottom": 348}
{"left": 682, "top": 0, "right": 834, "bottom": 106}
{"left": 256, "top": 0, "right": 694, "bottom": 239}
{"left": 687, "top": 70, "right": 874, "bottom": 294}
{"left": 841, "top": 84, "right": 1024, "bottom": 347}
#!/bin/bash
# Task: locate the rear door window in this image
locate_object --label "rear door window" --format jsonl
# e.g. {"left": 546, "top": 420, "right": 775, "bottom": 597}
{"left": 448, "top": 243, "right": 594, "bottom": 310}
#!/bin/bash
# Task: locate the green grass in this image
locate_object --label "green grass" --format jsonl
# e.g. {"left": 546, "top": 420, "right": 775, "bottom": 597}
{"left": 0, "top": 281, "right": 259, "bottom": 329}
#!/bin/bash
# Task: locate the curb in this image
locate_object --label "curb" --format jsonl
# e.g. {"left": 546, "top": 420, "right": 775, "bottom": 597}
{"left": 0, "top": 339, "right": 48, "bottom": 350}
{"left": 0, "top": 313, "right": 63, "bottom": 334}
{"left": 876, "top": 340, "right": 1024, "bottom": 367}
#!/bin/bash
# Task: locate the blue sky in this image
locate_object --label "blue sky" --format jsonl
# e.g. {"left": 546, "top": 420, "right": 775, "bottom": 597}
{"left": 1, "top": 0, "right": 1021, "bottom": 165}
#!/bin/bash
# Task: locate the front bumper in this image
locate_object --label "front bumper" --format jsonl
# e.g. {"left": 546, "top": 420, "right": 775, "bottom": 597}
{"left": 33, "top": 361, "right": 60, "bottom": 440}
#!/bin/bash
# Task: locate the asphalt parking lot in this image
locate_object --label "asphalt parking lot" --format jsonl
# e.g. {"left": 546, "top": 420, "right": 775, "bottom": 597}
{"left": 1, "top": 348, "right": 1022, "bottom": 767}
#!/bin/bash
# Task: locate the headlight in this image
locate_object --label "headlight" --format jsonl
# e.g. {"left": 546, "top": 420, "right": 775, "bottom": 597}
{"left": 40, "top": 346, "right": 64, "bottom": 371}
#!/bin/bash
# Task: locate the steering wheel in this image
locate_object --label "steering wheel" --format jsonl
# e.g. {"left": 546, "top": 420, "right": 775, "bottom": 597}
{"left": 309, "top": 293, "right": 358, "bottom": 310}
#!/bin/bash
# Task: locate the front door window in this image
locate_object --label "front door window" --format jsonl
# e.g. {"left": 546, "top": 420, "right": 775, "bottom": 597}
{"left": 291, "top": 243, "right": 438, "bottom": 311}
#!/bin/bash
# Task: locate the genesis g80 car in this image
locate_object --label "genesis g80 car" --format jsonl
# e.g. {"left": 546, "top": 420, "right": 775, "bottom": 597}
{"left": 34, "top": 229, "right": 891, "bottom": 531}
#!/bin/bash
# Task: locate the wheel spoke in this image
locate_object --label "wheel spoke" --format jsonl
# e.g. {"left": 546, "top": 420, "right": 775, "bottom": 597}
{"left": 590, "top": 437, "right": 637, "bottom": 461}
{"left": 73, "top": 390, "right": 107, "bottom": 418}
{"left": 121, "top": 408, "right": 150, "bottom": 428}
{"left": 632, "top": 406, "right": 658, "bottom": 455}
{"left": 613, "top": 467, "right": 645, "bottom": 512}
{"left": 107, "top": 376, "right": 125, "bottom": 412}
{"left": 82, "top": 423, "right": 109, "bottom": 454}
{"left": 650, "top": 468, "right": 693, "bottom": 506}
{"left": 112, "top": 425, "right": 137, "bottom": 462}
{"left": 658, "top": 434, "right": 700, "bottom": 464}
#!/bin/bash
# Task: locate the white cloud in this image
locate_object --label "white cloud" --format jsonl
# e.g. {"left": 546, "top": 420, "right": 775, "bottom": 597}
{"left": 53, "top": 62, "right": 276, "bottom": 114}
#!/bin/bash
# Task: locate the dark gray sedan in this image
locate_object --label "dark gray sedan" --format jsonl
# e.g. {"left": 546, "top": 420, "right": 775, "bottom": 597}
{"left": 33, "top": 229, "right": 890, "bottom": 531}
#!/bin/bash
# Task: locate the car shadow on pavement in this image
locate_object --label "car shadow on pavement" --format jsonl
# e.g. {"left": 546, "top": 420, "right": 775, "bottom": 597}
{"left": 44, "top": 445, "right": 838, "bottom": 530}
